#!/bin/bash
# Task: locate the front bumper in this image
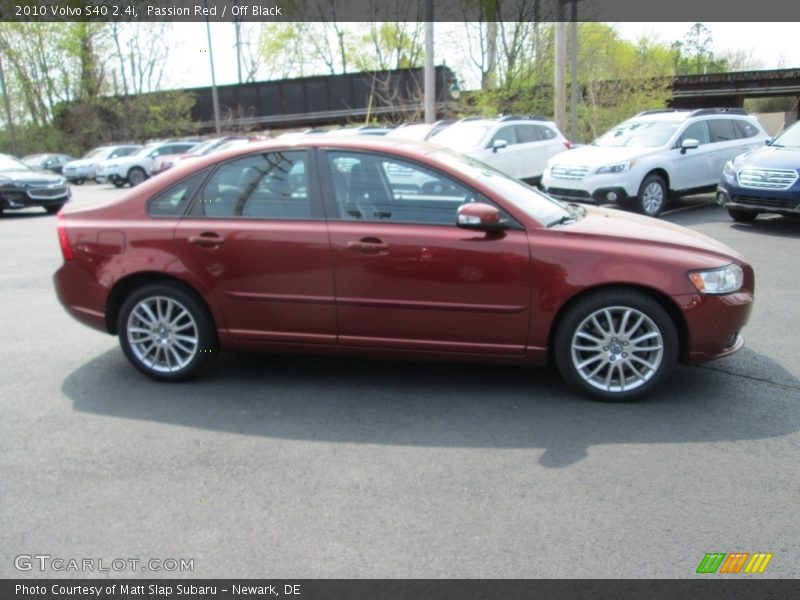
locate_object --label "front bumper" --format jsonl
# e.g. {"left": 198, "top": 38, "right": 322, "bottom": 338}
{"left": 676, "top": 289, "right": 754, "bottom": 364}
{"left": 717, "top": 179, "right": 800, "bottom": 215}
{"left": 0, "top": 187, "right": 70, "bottom": 210}
{"left": 542, "top": 170, "right": 640, "bottom": 204}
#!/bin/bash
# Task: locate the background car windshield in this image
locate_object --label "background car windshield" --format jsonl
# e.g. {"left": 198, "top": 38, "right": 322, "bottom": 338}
{"left": 771, "top": 121, "right": 800, "bottom": 147}
{"left": 133, "top": 144, "right": 160, "bottom": 157}
{"left": 594, "top": 121, "right": 680, "bottom": 147}
{"left": 430, "top": 149, "right": 570, "bottom": 225}
{"left": 0, "top": 154, "right": 29, "bottom": 171}
{"left": 433, "top": 124, "right": 492, "bottom": 149}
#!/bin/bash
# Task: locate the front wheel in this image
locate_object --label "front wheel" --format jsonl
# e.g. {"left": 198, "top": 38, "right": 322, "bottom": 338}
{"left": 636, "top": 174, "right": 668, "bottom": 217}
{"left": 44, "top": 203, "right": 65, "bottom": 215}
{"left": 127, "top": 167, "right": 147, "bottom": 187}
{"left": 118, "top": 283, "right": 217, "bottom": 382}
{"left": 112, "top": 178, "right": 126, "bottom": 188}
{"left": 554, "top": 290, "right": 678, "bottom": 401}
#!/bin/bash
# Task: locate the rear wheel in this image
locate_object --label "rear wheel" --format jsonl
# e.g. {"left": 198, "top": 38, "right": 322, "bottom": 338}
{"left": 728, "top": 207, "right": 758, "bottom": 223}
{"left": 636, "top": 174, "right": 668, "bottom": 217}
{"left": 118, "top": 283, "right": 217, "bottom": 382}
{"left": 112, "top": 179, "right": 126, "bottom": 188}
{"left": 554, "top": 290, "right": 678, "bottom": 401}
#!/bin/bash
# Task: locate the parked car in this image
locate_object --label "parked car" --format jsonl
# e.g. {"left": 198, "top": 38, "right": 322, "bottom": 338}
{"left": 151, "top": 136, "right": 249, "bottom": 176}
{"left": 717, "top": 118, "right": 800, "bottom": 222}
{"left": 432, "top": 115, "right": 570, "bottom": 184}
{"left": 63, "top": 145, "right": 141, "bottom": 184}
{"left": 21, "top": 153, "right": 73, "bottom": 175}
{"left": 541, "top": 108, "right": 769, "bottom": 217}
{"left": 53, "top": 138, "right": 754, "bottom": 401}
{"left": 386, "top": 120, "right": 454, "bottom": 141}
{"left": 0, "top": 153, "right": 70, "bottom": 214}
{"left": 96, "top": 140, "right": 200, "bottom": 187}
{"left": 330, "top": 125, "right": 394, "bottom": 136}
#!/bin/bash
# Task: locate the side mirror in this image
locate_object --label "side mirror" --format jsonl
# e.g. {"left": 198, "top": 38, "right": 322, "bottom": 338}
{"left": 680, "top": 138, "right": 699, "bottom": 154}
{"left": 491, "top": 139, "right": 508, "bottom": 153}
{"left": 457, "top": 202, "right": 508, "bottom": 231}
{"left": 764, "top": 138, "right": 772, "bottom": 145}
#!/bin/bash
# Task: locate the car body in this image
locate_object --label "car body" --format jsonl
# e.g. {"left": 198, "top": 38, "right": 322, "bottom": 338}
{"left": 0, "top": 153, "right": 71, "bottom": 214}
{"left": 96, "top": 141, "right": 199, "bottom": 187}
{"left": 21, "top": 153, "right": 73, "bottom": 175}
{"left": 62, "top": 145, "right": 142, "bottom": 184}
{"left": 53, "top": 137, "right": 754, "bottom": 401}
{"left": 431, "top": 116, "right": 570, "bottom": 183}
{"left": 717, "top": 119, "right": 800, "bottom": 222}
{"left": 151, "top": 136, "right": 249, "bottom": 176}
{"left": 541, "top": 108, "right": 769, "bottom": 217}
{"left": 330, "top": 126, "right": 394, "bottom": 136}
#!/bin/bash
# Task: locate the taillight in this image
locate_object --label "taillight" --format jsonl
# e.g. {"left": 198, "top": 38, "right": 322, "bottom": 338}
{"left": 57, "top": 212, "right": 74, "bottom": 261}
{"left": 564, "top": 140, "right": 573, "bottom": 150}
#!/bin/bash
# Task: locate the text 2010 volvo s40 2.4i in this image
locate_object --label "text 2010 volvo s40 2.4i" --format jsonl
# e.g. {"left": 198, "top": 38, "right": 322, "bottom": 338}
{"left": 53, "top": 138, "right": 754, "bottom": 401}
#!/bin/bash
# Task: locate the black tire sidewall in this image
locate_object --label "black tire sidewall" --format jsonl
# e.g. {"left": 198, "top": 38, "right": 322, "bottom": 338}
{"left": 554, "top": 290, "right": 678, "bottom": 401}
{"left": 728, "top": 208, "right": 758, "bottom": 222}
{"left": 128, "top": 168, "right": 146, "bottom": 186}
{"left": 117, "top": 283, "right": 217, "bottom": 382}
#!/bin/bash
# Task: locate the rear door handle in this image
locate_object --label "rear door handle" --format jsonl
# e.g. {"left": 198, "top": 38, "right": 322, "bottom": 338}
{"left": 188, "top": 233, "right": 225, "bottom": 248}
{"left": 347, "top": 237, "right": 388, "bottom": 253}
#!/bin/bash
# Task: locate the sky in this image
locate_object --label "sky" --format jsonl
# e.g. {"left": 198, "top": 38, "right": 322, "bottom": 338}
{"left": 164, "top": 22, "right": 800, "bottom": 92}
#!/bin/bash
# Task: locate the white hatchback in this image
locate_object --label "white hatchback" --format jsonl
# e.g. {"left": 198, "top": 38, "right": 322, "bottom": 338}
{"left": 432, "top": 116, "right": 570, "bottom": 183}
{"left": 541, "top": 108, "right": 768, "bottom": 217}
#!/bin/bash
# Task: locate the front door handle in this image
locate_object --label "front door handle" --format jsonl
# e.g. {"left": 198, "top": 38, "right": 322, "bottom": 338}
{"left": 188, "top": 233, "right": 225, "bottom": 249}
{"left": 347, "top": 237, "right": 388, "bottom": 253}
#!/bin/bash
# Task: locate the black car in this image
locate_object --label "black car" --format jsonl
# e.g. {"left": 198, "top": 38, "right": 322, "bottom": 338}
{"left": 21, "top": 153, "right": 74, "bottom": 175}
{"left": 0, "top": 154, "right": 71, "bottom": 215}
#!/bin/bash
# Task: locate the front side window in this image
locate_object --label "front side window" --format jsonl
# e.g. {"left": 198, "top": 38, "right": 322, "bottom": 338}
{"left": 490, "top": 126, "right": 517, "bottom": 147}
{"left": 326, "top": 151, "right": 478, "bottom": 225}
{"left": 199, "top": 151, "right": 309, "bottom": 219}
{"left": 679, "top": 121, "right": 710, "bottom": 146}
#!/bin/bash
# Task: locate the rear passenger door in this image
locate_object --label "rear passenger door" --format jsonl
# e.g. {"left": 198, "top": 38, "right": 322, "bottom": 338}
{"left": 173, "top": 149, "right": 338, "bottom": 345}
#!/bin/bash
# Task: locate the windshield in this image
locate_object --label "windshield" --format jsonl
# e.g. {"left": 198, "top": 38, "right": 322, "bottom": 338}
{"left": 432, "top": 123, "right": 492, "bottom": 149}
{"left": 430, "top": 148, "right": 571, "bottom": 226}
{"left": 594, "top": 121, "right": 680, "bottom": 148}
{"left": 771, "top": 121, "right": 800, "bottom": 147}
{"left": 83, "top": 147, "right": 110, "bottom": 160}
{"left": 0, "top": 154, "right": 30, "bottom": 172}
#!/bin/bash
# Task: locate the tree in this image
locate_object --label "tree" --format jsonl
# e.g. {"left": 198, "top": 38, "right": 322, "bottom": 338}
{"left": 670, "top": 23, "right": 729, "bottom": 75}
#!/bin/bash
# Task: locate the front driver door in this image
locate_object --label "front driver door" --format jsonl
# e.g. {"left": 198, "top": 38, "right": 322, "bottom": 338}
{"left": 320, "top": 149, "right": 531, "bottom": 355}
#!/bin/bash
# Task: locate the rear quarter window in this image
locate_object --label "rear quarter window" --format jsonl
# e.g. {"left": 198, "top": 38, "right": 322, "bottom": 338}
{"left": 147, "top": 169, "right": 209, "bottom": 218}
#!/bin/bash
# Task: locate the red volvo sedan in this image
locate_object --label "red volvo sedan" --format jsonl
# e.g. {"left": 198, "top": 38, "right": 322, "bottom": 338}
{"left": 53, "top": 138, "right": 754, "bottom": 401}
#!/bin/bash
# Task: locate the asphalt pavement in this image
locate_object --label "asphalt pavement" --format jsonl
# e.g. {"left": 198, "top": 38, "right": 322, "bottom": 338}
{"left": 1, "top": 184, "right": 798, "bottom": 579}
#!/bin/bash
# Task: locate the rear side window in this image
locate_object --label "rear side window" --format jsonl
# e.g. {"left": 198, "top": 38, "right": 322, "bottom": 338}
{"left": 708, "top": 119, "right": 737, "bottom": 143}
{"left": 536, "top": 125, "right": 557, "bottom": 140}
{"left": 514, "top": 125, "right": 538, "bottom": 144}
{"left": 147, "top": 169, "right": 209, "bottom": 217}
{"left": 198, "top": 151, "right": 310, "bottom": 219}
{"left": 733, "top": 120, "right": 760, "bottom": 139}
{"left": 679, "top": 121, "right": 710, "bottom": 145}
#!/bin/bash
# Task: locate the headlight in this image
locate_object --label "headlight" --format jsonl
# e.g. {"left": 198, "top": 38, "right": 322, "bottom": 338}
{"left": 596, "top": 160, "right": 634, "bottom": 174}
{"left": 688, "top": 264, "right": 743, "bottom": 295}
{"left": 723, "top": 160, "right": 736, "bottom": 178}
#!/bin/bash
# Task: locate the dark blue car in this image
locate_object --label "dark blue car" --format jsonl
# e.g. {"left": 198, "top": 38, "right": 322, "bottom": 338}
{"left": 717, "top": 119, "right": 800, "bottom": 222}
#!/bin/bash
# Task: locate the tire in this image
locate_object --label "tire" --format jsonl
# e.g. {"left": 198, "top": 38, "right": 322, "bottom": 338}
{"left": 73, "top": 178, "right": 85, "bottom": 185}
{"left": 554, "top": 289, "right": 678, "bottom": 401}
{"left": 127, "top": 167, "right": 147, "bottom": 187}
{"left": 117, "top": 283, "right": 218, "bottom": 382}
{"left": 112, "top": 179, "right": 126, "bottom": 188}
{"left": 728, "top": 207, "right": 758, "bottom": 223}
{"left": 44, "top": 203, "right": 65, "bottom": 215}
{"left": 636, "top": 174, "right": 668, "bottom": 218}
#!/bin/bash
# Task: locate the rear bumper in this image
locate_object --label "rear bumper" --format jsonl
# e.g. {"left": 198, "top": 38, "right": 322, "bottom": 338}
{"left": 53, "top": 262, "right": 110, "bottom": 334}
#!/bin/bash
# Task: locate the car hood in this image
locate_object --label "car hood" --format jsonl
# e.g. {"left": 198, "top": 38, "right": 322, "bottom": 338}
{"left": 733, "top": 144, "right": 800, "bottom": 171}
{"left": 548, "top": 145, "right": 654, "bottom": 167}
{"left": 563, "top": 206, "right": 743, "bottom": 265}
{"left": 0, "top": 169, "right": 65, "bottom": 185}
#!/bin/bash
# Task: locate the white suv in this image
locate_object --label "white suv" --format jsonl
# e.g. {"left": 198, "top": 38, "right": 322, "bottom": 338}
{"left": 541, "top": 108, "right": 768, "bottom": 217}
{"left": 432, "top": 116, "right": 570, "bottom": 183}
{"left": 96, "top": 140, "right": 199, "bottom": 187}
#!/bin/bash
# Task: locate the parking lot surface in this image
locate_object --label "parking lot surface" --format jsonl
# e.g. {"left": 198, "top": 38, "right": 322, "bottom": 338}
{"left": 1, "top": 185, "right": 798, "bottom": 578}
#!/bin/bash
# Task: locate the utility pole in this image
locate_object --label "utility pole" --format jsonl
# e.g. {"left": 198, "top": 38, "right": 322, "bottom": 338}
{"left": 570, "top": 0, "right": 579, "bottom": 142}
{"left": 234, "top": 12, "right": 243, "bottom": 84}
{"left": 424, "top": 0, "right": 435, "bottom": 123}
{"left": 0, "top": 53, "right": 18, "bottom": 155}
{"left": 554, "top": 2, "right": 566, "bottom": 134}
{"left": 205, "top": 9, "right": 222, "bottom": 134}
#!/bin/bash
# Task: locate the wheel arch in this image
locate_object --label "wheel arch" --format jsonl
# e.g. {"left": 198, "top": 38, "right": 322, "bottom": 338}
{"left": 105, "top": 272, "right": 216, "bottom": 336}
{"left": 546, "top": 283, "right": 689, "bottom": 364}
{"left": 643, "top": 168, "right": 671, "bottom": 193}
